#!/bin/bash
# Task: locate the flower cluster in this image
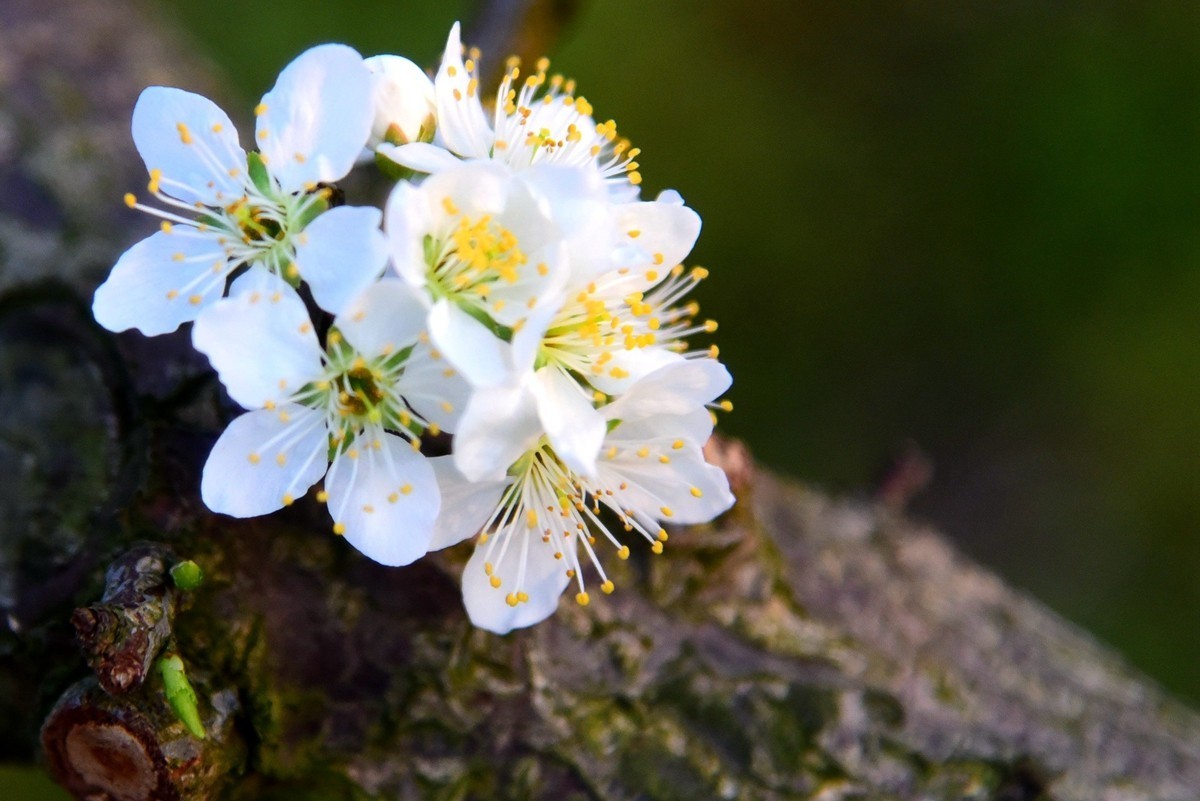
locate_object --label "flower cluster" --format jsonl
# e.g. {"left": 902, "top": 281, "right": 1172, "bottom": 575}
{"left": 94, "top": 24, "right": 734, "bottom": 633}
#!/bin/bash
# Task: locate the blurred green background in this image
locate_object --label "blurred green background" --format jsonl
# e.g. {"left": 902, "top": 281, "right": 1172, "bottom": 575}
{"left": 6, "top": 0, "right": 1199, "bottom": 795}
{"left": 148, "top": 0, "right": 1198, "bottom": 701}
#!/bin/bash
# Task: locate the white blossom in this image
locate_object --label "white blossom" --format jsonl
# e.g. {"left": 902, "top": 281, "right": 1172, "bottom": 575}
{"left": 93, "top": 44, "right": 380, "bottom": 336}
{"left": 362, "top": 54, "right": 436, "bottom": 157}
{"left": 191, "top": 273, "right": 469, "bottom": 566}
{"left": 431, "top": 360, "right": 735, "bottom": 634}
{"left": 379, "top": 23, "right": 642, "bottom": 200}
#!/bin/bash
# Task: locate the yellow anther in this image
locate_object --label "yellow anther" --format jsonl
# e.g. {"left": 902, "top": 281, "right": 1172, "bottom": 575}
{"left": 628, "top": 171, "right": 642, "bottom": 186}
{"left": 453, "top": 89, "right": 462, "bottom": 101}
{"left": 282, "top": 493, "right": 294, "bottom": 506}
{"left": 660, "top": 506, "right": 674, "bottom": 517}
{"left": 254, "top": 103, "right": 268, "bottom": 116}
{"left": 659, "top": 455, "right": 671, "bottom": 464}
{"left": 258, "top": 129, "right": 269, "bottom": 140}
{"left": 247, "top": 453, "right": 261, "bottom": 465}
{"left": 517, "top": 591, "right": 529, "bottom": 603}
{"left": 575, "top": 592, "right": 590, "bottom": 607}
{"left": 442, "top": 196, "right": 459, "bottom": 215}
{"left": 490, "top": 575, "right": 502, "bottom": 588}
{"left": 333, "top": 523, "right": 346, "bottom": 535}
{"left": 165, "top": 290, "right": 179, "bottom": 300}
{"left": 147, "top": 169, "right": 162, "bottom": 193}
{"left": 617, "top": 545, "right": 631, "bottom": 560}
{"left": 188, "top": 295, "right": 202, "bottom": 305}
{"left": 316, "top": 491, "right": 329, "bottom": 503}
{"left": 387, "top": 492, "right": 399, "bottom": 504}
{"left": 645, "top": 270, "right": 658, "bottom": 282}
{"left": 362, "top": 504, "right": 374, "bottom": 514}
{"left": 690, "top": 487, "right": 703, "bottom": 497}
{"left": 636, "top": 447, "right": 650, "bottom": 458}
{"left": 293, "top": 152, "right": 306, "bottom": 163}
{"left": 704, "top": 319, "right": 719, "bottom": 333}
{"left": 447, "top": 65, "right": 457, "bottom": 77}
{"left": 176, "top": 122, "right": 193, "bottom": 144}
{"left": 691, "top": 266, "right": 710, "bottom": 280}
{"left": 484, "top": 561, "right": 494, "bottom": 575}
{"left": 657, "top": 530, "right": 669, "bottom": 542}
{"left": 275, "top": 453, "right": 287, "bottom": 467}
{"left": 467, "top": 78, "right": 478, "bottom": 97}
{"left": 719, "top": 400, "right": 734, "bottom": 412}
{"left": 672, "top": 440, "right": 685, "bottom": 450}
{"left": 123, "top": 193, "right": 137, "bottom": 208}
{"left": 506, "top": 593, "right": 519, "bottom": 607}
{"left": 526, "top": 509, "right": 539, "bottom": 528}
{"left": 601, "top": 580, "right": 615, "bottom": 595}
{"left": 400, "top": 484, "right": 413, "bottom": 494}
{"left": 651, "top": 541, "right": 664, "bottom": 554}
{"left": 160, "top": 221, "right": 173, "bottom": 233}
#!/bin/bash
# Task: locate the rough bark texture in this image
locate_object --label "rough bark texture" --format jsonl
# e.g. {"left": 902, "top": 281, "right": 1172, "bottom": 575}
{"left": 2, "top": 1, "right": 1199, "bottom": 799}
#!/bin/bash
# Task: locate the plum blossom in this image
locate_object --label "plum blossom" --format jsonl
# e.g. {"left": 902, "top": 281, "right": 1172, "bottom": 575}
{"left": 191, "top": 273, "right": 468, "bottom": 566}
{"left": 93, "top": 44, "right": 382, "bottom": 336}
{"left": 430, "top": 360, "right": 735, "bottom": 633}
{"left": 379, "top": 23, "right": 642, "bottom": 200}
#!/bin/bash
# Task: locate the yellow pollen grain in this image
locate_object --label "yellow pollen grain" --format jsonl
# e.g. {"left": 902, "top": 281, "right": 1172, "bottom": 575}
{"left": 651, "top": 541, "right": 664, "bottom": 554}
{"left": 659, "top": 455, "right": 671, "bottom": 464}
{"left": 387, "top": 492, "right": 399, "bottom": 504}
{"left": 258, "top": 130, "right": 269, "bottom": 140}
{"left": 566, "top": 569, "right": 576, "bottom": 578}
{"left": 165, "top": 290, "right": 179, "bottom": 300}
{"left": 400, "top": 483, "right": 413, "bottom": 495}
{"left": 447, "top": 65, "right": 458, "bottom": 77}
{"left": 275, "top": 453, "right": 287, "bottom": 467}
{"left": 672, "top": 439, "right": 685, "bottom": 450}
{"left": 636, "top": 447, "right": 649, "bottom": 458}
{"left": 247, "top": 453, "right": 261, "bottom": 465}
{"left": 453, "top": 89, "right": 462, "bottom": 101}
{"left": 333, "top": 523, "right": 346, "bottom": 535}
{"left": 123, "top": 193, "right": 137, "bottom": 208}
{"left": 601, "top": 580, "right": 615, "bottom": 595}
{"left": 294, "top": 152, "right": 306, "bottom": 163}
{"left": 617, "top": 545, "right": 631, "bottom": 560}
{"left": 575, "top": 592, "right": 590, "bottom": 607}
{"left": 518, "top": 591, "right": 529, "bottom": 603}
{"left": 282, "top": 493, "right": 294, "bottom": 506}
{"left": 506, "top": 593, "right": 518, "bottom": 607}
{"left": 176, "top": 122, "right": 192, "bottom": 144}
{"left": 657, "top": 530, "right": 669, "bottom": 542}
{"left": 628, "top": 171, "right": 643, "bottom": 185}
{"left": 254, "top": 103, "right": 268, "bottom": 116}
{"left": 627, "top": 229, "right": 641, "bottom": 239}
{"left": 645, "top": 270, "right": 658, "bottom": 282}
{"left": 484, "top": 561, "right": 494, "bottom": 575}
{"left": 690, "top": 487, "right": 703, "bottom": 497}
{"left": 171, "top": 253, "right": 184, "bottom": 262}
{"left": 160, "top": 221, "right": 173, "bottom": 233}
{"left": 660, "top": 506, "right": 674, "bottom": 517}
{"left": 719, "top": 400, "right": 734, "bottom": 412}
{"left": 362, "top": 504, "right": 374, "bottom": 514}
{"left": 704, "top": 319, "right": 719, "bottom": 333}
{"left": 490, "top": 575, "right": 502, "bottom": 588}
{"left": 317, "top": 491, "right": 329, "bottom": 503}
{"left": 188, "top": 295, "right": 202, "bottom": 305}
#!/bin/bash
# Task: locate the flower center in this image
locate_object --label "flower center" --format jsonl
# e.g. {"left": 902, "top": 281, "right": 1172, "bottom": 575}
{"left": 426, "top": 207, "right": 529, "bottom": 312}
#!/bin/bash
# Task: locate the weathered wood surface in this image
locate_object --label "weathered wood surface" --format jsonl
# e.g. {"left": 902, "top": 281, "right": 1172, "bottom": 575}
{"left": 2, "top": 1, "right": 1198, "bottom": 799}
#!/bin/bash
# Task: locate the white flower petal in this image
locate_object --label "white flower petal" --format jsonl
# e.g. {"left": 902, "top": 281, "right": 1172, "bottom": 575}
{"left": 364, "top": 54, "right": 435, "bottom": 150}
{"left": 509, "top": 299, "right": 560, "bottom": 374}
{"left": 394, "top": 339, "right": 473, "bottom": 433}
{"left": 257, "top": 44, "right": 373, "bottom": 193}
{"left": 610, "top": 407, "right": 715, "bottom": 447}
{"left": 589, "top": 347, "right": 683, "bottom": 396}
{"left": 600, "top": 433, "right": 734, "bottom": 525}
{"left": 92, "top": 230, "right": 228, "bottom": 335}
{"left": 335, "top": 278, "right": 427, "bottom": 358}
{"left": 428, "top": 299, "right": 512, "bottom": 388}
{"left": 533, "top": 367, "right": 605, "bottom": 478}
{"left": 614, "top": 198, "right": 702, "bottom": 283}
{"left": 201, "top": 406, "right": 328, "bottom": 517}
{"left": 326, "top": 431, "right": 439, "bottom": 566}
{"left": 462, "top": 529, "right": 571, "bottom": 634}
{"left": 294, "top": 206, "right": 388, "bottom": 315}
{"left": 433, "top": 22, "right": 493, "bottom": 159}
{"left": 383, "top": 180, "right": 433, "bottom": 289}
{"left": 422, "top": 159, "right": 513, "bottom": 219}
{"left": 453, "top": 383, "right": 543, "bottom": 481}
{"left": 191, "top": 273, "right": 322, "bottom": 409}
{"left": 604, "top": 359, "right": 732, "bottom": 422}
{"left": 131, "top": 87, "right": 246, "bottom": 207}
{"left": 427, "top": 456, "right": 508, "bottom": 550}
{"left": 377, "top": 141, "right": 462, "bottom": 174}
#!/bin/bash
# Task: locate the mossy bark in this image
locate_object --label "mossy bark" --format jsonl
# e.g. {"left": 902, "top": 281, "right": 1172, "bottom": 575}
{"left": 2, "top": 1, "right": 1199, "bottom": 799}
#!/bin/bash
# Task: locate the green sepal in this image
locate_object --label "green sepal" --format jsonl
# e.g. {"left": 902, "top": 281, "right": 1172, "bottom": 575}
{"left": 375, "top": 150, "right": 417, "bottom": 182}
{"left": 169, "top": 560, "right": 204, "bottom": 590}
{"left": 158, "top": 654, "right": 206, "bottom": 739}
{"left": 247, "top": 151, "right": 272, "bottom": 195}
{"left": 606, "top": 418, "right": 621, "bottom": 433}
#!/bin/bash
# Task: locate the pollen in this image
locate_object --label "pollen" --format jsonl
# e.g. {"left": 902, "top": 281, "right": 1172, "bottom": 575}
{"left": 254, "top": 103, "right": 268, "bottom": 116}
{"left": 651, "top": 541, "right": 664, "bottom": 554}
{"left": 176, "top": 122, "right": 193, "bottom": 144}
{"left": 660, "top": 506, "right": 674, "bottom": 517}
{"left": 247, "top": 453, "right": 261, "bottom": 464}
{"left": 690, "top": 487, "right": 703, "bottom": 497}
{"left": 490, "top": 575, "right": 502, "bottom": 588}
{"left": 333, "top": 523, "right": 346, "bottom": 535}
{"left": 601, "top": 580, "right": 615, "bottom": 595}
{"left": 575, "top": 592, "right": 590, "bottom": 607}
{"left": 188, "top": 295, "right": 203, "bottom": 305}
{"left": 657, "top": 530, "right": 669, "bottom": 542}
{"left": 282, "top": 493, "right": 294, "bottom": 506}
{"left": 160, "top": 221, "right": 173, "bottom": 233}
{"left": 400, "top": 484, "right": 412, "bottom": 494}
{"left": 123, "top": 193, "right": 137, "bottom": 208}
{"left": 316, "top": 491, "right": 329, "bottom": 503}
{"left": 672, "top": 440, "right": 684, "bottom": 450}
{"left": 617, "top": 545, "right": 631, "bottom": 560}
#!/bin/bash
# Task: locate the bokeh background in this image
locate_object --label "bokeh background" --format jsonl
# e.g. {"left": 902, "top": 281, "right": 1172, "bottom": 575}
{"left": 4, "top": 0, "right": 1198, "bottom": 796}
{"left": 159, "top": 0, "right": 1199, "bottom": 699}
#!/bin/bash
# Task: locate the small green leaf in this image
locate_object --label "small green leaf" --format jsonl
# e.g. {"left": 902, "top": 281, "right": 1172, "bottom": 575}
{"left": 158, "top": 654, "right": 205, "bottom": 739}
{"left": 170, "top": 560, "right": 204, "bottom": 590}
